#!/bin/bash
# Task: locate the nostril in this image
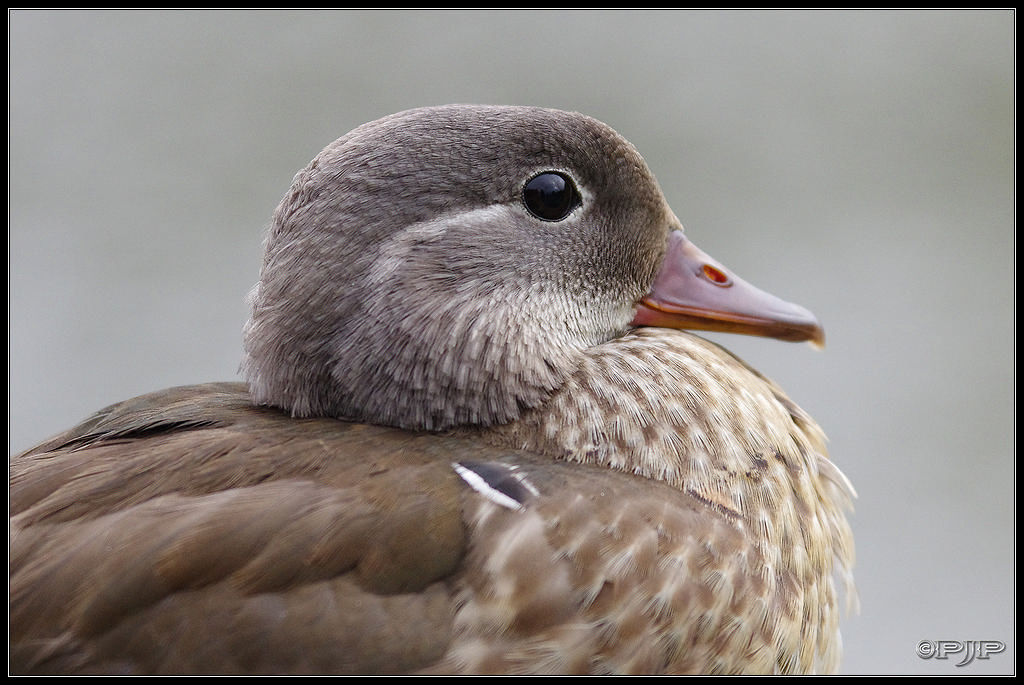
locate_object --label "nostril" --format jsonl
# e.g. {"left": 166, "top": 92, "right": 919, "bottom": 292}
{"left": 701, "top": 263, "right": 731, "bottom": 286}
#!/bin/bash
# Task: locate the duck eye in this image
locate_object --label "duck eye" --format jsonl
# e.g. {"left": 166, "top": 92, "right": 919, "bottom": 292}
{"left": 523, "top": 172, "right": 580, "bottom": 221}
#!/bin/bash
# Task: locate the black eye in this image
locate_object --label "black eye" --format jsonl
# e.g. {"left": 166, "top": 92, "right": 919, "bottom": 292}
{"left": 523, "top": 172, "right": 580, "bottom": 221}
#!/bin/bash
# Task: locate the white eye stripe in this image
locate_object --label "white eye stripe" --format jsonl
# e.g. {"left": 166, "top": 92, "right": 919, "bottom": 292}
{"left": 366, "top": 206, "right": 511, "bottom": 285}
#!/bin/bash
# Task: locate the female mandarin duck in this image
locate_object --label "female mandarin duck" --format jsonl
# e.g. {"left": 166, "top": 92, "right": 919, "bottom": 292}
{"left": 9, "top": 105, "right": 855, "bottom": 675}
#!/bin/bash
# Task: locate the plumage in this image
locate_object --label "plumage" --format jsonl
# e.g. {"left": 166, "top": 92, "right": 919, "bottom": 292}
{"left": 9, "top": 105, "right": 854, "bottom": 675}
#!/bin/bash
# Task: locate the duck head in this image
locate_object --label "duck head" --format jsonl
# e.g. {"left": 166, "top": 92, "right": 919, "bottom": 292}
{"left": 242, "top": 105, "right": 822, "bottom": 431}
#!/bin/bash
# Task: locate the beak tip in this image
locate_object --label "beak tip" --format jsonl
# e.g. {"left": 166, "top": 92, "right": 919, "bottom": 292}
{"left": 797, "top": 316, "right": 826, "bottom": 350}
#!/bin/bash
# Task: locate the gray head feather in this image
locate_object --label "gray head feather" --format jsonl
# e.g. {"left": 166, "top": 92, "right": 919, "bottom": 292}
{"left": 242, "top": 105, "right": 672, "bottom": 431}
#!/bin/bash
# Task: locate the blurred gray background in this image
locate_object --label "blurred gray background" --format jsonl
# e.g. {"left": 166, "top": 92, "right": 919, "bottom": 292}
{"left": 8, "top": 10, "right": 1013, "bottom": 675}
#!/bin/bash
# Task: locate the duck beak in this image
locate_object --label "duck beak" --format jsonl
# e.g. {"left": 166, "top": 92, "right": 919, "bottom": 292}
{"left": 631, "top": 230, "right": 825, "bottom": 347}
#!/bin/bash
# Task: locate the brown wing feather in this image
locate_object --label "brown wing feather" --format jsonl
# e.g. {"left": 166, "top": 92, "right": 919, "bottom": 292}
{"left": 11, "top": 383, "right": 810, "bottom": 675}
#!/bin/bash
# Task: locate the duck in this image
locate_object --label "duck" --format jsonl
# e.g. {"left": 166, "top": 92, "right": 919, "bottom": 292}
{"left": 9, "top": 105, "right": 855, "bottom": 675}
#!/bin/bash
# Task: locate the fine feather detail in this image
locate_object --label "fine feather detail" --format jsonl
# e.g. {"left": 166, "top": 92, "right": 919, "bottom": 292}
{"left": 452, "top": 461, "right": 540, "bottom": 511}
